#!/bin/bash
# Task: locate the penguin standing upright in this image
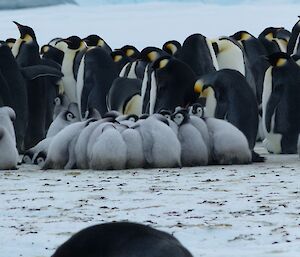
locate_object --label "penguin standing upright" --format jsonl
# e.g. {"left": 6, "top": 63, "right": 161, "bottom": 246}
{"left": 212, "top": 36, "right": 257, "bottom": 95}
{"left": 76, "top": 47, "right": 118, "bottom": 116}
{"left": 171, "top": 108, "right": 208, "bottom": 166}
{"left": 262, "top": 52, "right": 300, "bottom": 154}
{"left": 55, "top": 36, "right": 87, "bottom": 103}
{"left": 194, "top": 69, "right": 263, "bottom": 162}
{"left": 83, "top": 34, "right": 112, "bottom": 53}
{"left": 258, "top": 27, "right": 283, "bottom": 55}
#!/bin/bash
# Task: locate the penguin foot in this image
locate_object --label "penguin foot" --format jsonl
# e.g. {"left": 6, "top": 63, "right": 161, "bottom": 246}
{"left": 252, "top": 151, "right": 265, "bottom": 162}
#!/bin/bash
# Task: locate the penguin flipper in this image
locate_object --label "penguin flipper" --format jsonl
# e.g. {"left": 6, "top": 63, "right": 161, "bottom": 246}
{"left": 133, "top": 124, "right": 154, "bottom": 167}
{"left": 265, "top": 88, "right": 282, "bottom": 133}
{"left": 21, "top": 65, "right": 63, "bottom": 80}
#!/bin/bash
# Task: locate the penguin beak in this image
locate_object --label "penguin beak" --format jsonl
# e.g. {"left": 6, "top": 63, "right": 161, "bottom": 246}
{"left": 194, "top": 80, "right": 204, "bottom": 94}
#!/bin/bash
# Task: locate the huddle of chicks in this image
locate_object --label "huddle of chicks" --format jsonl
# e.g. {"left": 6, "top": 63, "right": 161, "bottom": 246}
{"left": 21, "top": 103, "right": 252, "bottom": 170}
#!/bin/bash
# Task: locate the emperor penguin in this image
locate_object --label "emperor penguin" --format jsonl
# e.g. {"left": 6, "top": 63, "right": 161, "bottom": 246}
{"left": 287, "top": 16, "right": 300, "bottom": 55}
{"left": 52, "top": 94, "right": 71, "bottom": 120}
{"left": 133, "top": 115, "right": 181, "bottom": 168}
{"left": 51, "top": 222, "right": 193, "bottom": 257}
{"left": 90, "top": 124, "right": 127, "bottom": 170}
{"left": 162, "top": 40, "right": 182, "bottom": 58}
{"left": 55, "top": 36, "right": 87, "bottom": 103}
{"left": 40, "top": 44, "right": 64, "bottom": 66}
{"left": 179, "top": 33, "right": 219, "bottom": 76}
{"left": 111, "top": 50, "right": 131, "bottom": 75}
{"left": 171, "top": 108, "right": 208, "bottom": 166}
{"left": 5, "top": 38, "right": 16, "bottom": 49}
{"left": 107, "top": 77, "right": 142, "bottom": 116}
{"left": 212, "top": 36, "right": 256, "bottom": 95}
{"left": 194, "top": 69, "right": 264, "bottom": 162}
{"left": 77, "top": 46, "right": 118, "bottom": 117}
{"left": 0, "top": 126, "right": 19, "bottom": 170}
{"left": 46, "top": 109, "right": 80, "bottom": 138}
{"left": 258, "top": 27, "right": 284, "bottom": 55}
{"left": 0, "top": 107, "right": 18, "bottom": 169}
{"left": 205, "top": 117, "right": 252, "bottom": 165}
{"left": 262, "top": 52, "right": 300, "bottom": 154}
{"left": 119, "top": 45, "right": 141, "bottom": 60}
{"left": 149, "top": 56, "right": 197, "bottom": 114}
{"left": 43, "top": 120, "right": 89, "bottom": 170}
{"left": 83, "top": 34, "right": 112, "bottom": 53}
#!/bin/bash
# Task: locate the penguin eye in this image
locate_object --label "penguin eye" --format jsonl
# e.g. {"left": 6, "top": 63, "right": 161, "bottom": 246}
{"left": 66, "top": 112, "right": 75, "bottom": 121}
{"left": 165, "top": 114, "right": 170, "bottom": 119}
{"left": 22, "top": 155, "right": 32, "bottom": 164}
{"left": 54, "top": 97, "right": 61, "bottom": 105}
{"left": 197, "top": 107, "right": 203, "bottom": 116}
{"left": 37, "top": 157, "right": 45, "bottom": 167}
{"left": 129, "top": 117, "right": 136, "bottom": 122}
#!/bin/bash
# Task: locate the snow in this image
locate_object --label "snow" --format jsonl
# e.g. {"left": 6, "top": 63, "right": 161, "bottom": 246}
{"left": 0, "top": 2, "right": 300, "bottom": 257}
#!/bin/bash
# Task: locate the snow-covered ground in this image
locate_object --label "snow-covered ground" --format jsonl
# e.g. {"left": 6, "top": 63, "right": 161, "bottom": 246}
{"left": 1, "top": 2, "right": 300, "bottom": 257}
{"left": 1, "top": 146, "right": 300, "bottom": 257}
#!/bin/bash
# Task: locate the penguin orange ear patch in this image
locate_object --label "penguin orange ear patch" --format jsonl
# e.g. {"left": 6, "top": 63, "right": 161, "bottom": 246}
{"left": 147, "top": 51, "right": 158, "bottom": 61}
{"left": 194, "top": 80, "right": 204, "bottom": 94}
{"left": 241, "top": 32, "right": 251, "bottom": 41}
{"left": 114, "top": 55, "right": 123, "bottom": 62}
{"left": 265, "top": 32, "right": 274, "bottom": 41}
{"left": 159, "top": 59, "right": 169, "bottom": 69}
{"left": 126, "top": 49, "right": 135, "bottom": 57}
{"left": 97, "top": 39, "right": 104, "bottom": 47}
{"left": 276, "top": 58, "right": 287, "bottom": 67}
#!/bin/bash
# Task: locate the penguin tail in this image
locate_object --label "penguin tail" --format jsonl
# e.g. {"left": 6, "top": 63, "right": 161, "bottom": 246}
{"left": 251, "top": 151, "right": 265, "bottom": 163}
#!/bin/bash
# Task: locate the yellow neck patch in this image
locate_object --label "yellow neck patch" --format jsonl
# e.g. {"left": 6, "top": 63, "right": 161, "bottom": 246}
{"left": 126, "top": 49, "right": 135, "bottom": 57}
{"left": 276, "top": 58, "right": 287, "bottom": 67}
{"left": 166, "top": 43, "right": 177, "bottom": 54}
{"left": 265, "top": 32, "right": 274, "bottom": 41}
{"left": 147, "top": 51, "right": 158, "bottom": 62}
{"left": 97, "top": 39, "right": 104, "bottom": 47}
{"left": 114, "top": 55, "right": 123, "bottom": 62}
{"left": 159, "top": 59, "right": 169, "bottom": 69}
{"left": 194, "top": 80, "right": 204, "bottom": 94}
{"left": 241, "top": 33, "right": 251, "bottom": 41}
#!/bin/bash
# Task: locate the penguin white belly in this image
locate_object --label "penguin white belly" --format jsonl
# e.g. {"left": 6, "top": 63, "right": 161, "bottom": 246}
{"left": 119, "top": 62, "right": 130, "bottom": 77}
{"left": 0, "top": 126, "right": 18, "bottom": 170}
{"left": 90, "top": 128, "right": 127, "bottom": 170}
{"left": 206, "top": 118, "right": 251, "bottom": 164}
{"left": 61, "top": 51, "right": 77, "bottom": 103}
{"left": 140, "top": 65, "right": 149, "bottom": 109}
{"left": 204, "top": 90, "right": 217, "bottom": 118}
{"left": 127, "top": 61, "right": 138, "bottom": 79}
{"left": 262, "top": 114, "right": 282, "bottom": 154}
{"left": 76, "top": 55, "right": 86, "bottom": 118}
{"left": 178, "top": 124, "right": 208, "bottom": 166}
{"left": 122, "top": 128, "right": 145, "bottom": 168}
{"left": 206, "top": 38, "right": 219, "bottom": 70}
{"left": 217, "top": 48, "right": 245, "bottom": 75}
{"left": 124, "top": 95, "right": 142, "bottom": 116}
{"left": 149, "top": 72, "right": 157, "bottom": 115}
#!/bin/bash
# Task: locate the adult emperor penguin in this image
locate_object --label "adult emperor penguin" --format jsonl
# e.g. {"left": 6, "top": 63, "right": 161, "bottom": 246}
{"left": 194, "top": 69, "right": 264, "bottom": 162}
{"left": 83, "top": 34, "right": 112, "bottom": 53}
{"left": 55, "top": 36, "right": 87, "bottom": 103}
{"left": 133, "top": 115, "right": 181, "bottom": 168}
{"left": 149, "top": 56, "right": 197, "bottom": 114}
{"left": 212, "top": 36, "right": 256, "bottom": 95}
{"left": 162, "top": 40, "right": 182, "bottom": 58}
{"left": 111, "top": 50, "right": 132, "bottom": 75}
{"left": 262, "top": 52, "right": 300, "bottom": 154}
{"left": 287, "top": 16, "right": 300, "bottom": 55}
{"left": 231, "top": 31, "right": 269, "bottom": 105}
{"left": 179, "top": 33, "right": 219, "bottom": 76}
{"left": 107, "top": 77, "right": 142, "bottom": 116}
{"left": 258, "top": 27, "right": 283, "bottom": 55}
{"left": 119, "top": 45, "right": 141, "bottom": 60}
{"left": 51, "top": 222, "right": 193, "bottom": 257}
{"left": 77, "top": 46, "right": 118, "bottom": 117}
{"left": 205, "top": 117, "right": 252, "bottom": 165}
{"left": 90, "top": 124, "right": 127, "bottom": 170}
{"left": 171, "top": 108, "right": 208, "bottom": 166}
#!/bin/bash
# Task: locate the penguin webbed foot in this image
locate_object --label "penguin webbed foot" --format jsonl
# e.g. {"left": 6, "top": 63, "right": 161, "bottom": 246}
{"left": 251, "top": 151, "right": 265, "bottom": 162}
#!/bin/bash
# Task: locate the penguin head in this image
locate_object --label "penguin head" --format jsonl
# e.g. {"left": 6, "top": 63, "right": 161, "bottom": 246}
{"left": 194, "top": 79, "right": 215, "bottom": 99}
{"left": 266, "top": 52, "right": 291, "bottom": 67}
{"left": 5, "top": 38, "right": 16, "bottom": 49}
{"left": 162, "top": 40, "right": 181, "bottom": 56}
{"left": 140, "top": 47, "right": 168, "bottom": 63}
{"left": 111, "top": 50, "right": 128, "bottom": 63}
{"left": 159, "top": 109, "right": 172, "bottom": 120}
{"left": 189, "top": 103, "right": 205, "bottom": 118}
{"left": 22, "top": 150, "right": 34, "bottom": 164}
{"left": 33, "top": 151, "right": 47, "bottom": 167}
{"left": 151, "top": 55, "right": 172, "bottom": 70}
{"left": 120, "top": 45, "right": 141, "bottom": 59}
{"left": 13, "top": 21, "right": 36, "bottom": 42}
{"left": 231, "top": 31, "right": 254, "bottom": 42}
{"left": 56, "top": 36, "right": 86, "bottom": 51}
{"left": 125, "top": 114, "right": 139, "bottom": 122}
{"left": 260, "top": 27, "right": 283, "bottom": 41}
{"left": 84, "top": 34, "right": 105, "bottom": 47}
{"left": 171, "top": 108, "right": 189, "bottom": 126}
